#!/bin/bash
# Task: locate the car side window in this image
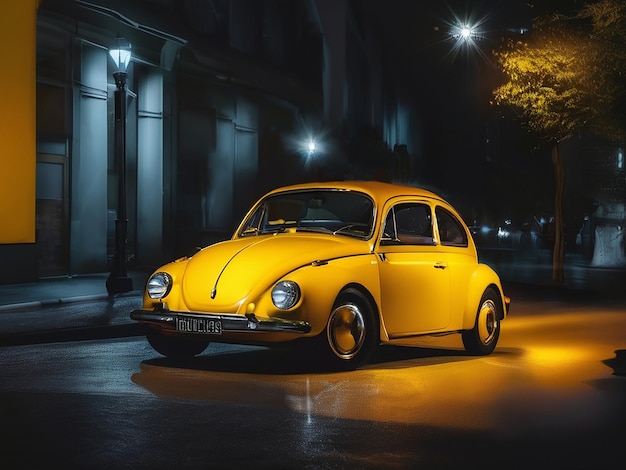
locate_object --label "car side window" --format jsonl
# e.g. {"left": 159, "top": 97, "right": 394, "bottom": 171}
{"left": 381, "top": 203, "right": 434, "bottom": 245}
{"left": 436, "top": 206, "right": 468, "bottom": 247}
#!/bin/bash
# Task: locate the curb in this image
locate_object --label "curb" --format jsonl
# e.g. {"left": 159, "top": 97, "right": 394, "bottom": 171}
{"left": 0, "top": 322, "right": 142, "bottom": 347}
{"left": 0, "top": 291, "right": 143, "bottom": 313}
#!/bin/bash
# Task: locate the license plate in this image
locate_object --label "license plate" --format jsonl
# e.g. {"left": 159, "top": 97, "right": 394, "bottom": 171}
{"left": 176, "top": 317, "right": 222, "bottom": 335}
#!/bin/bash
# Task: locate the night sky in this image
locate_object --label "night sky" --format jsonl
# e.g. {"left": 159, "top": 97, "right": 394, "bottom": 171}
{"left": 353, "top": 1, "right": 588, "bottom": 221}
{"left": 357, "top": 0, "right": 585, "bottom": 96}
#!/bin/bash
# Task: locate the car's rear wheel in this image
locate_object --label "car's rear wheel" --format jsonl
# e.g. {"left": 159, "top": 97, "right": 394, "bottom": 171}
{"left": 145, "top": 329, "right": 210, "bottom": 358}
{"left": 323, "top": 288, "right": 378, "bottom": 370}
{"left": 462, "top": 287, "right": 501, "bottom": 355}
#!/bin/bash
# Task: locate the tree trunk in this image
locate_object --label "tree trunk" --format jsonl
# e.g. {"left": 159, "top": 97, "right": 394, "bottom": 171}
{"left": 551, "top": 141, "right": 565, "bottom": 285}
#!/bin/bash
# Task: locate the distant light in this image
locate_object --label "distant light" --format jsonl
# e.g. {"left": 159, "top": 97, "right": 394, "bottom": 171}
{"left": 286, "top": 121, "right": 329, "bottom": 167}
{"left": 441, "top": 9, "right": 492, "bottom": 64}
{"left": 460, "top": 26, "right": 473, "bottom": 40}
{"left": 509, "top": 27, "right": 529, "bottom": 35}
{"left": 451, "top": 22, "right": 480, "bottom": 43}
{"left": 443, "top": 11, "right": 491, "bottom": 64}
{"left": 618, "top": 147, "right": 623, "bottom": 169}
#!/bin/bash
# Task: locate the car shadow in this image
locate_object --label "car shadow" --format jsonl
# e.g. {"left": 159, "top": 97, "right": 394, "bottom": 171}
{"left": 368, "top": 344, "right": 471, "bottom": 368}
{"left": 141, "top": 343, "right": 520, "bottom": 375}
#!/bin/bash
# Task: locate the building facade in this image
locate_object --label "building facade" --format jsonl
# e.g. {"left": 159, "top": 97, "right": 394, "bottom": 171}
{"left": 1, "top": 0, "right": 424, "bottom": 284}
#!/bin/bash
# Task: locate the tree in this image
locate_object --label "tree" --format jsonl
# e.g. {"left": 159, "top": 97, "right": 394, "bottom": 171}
{"left": 491, "top": 13, "right": 611, "bottom": 284}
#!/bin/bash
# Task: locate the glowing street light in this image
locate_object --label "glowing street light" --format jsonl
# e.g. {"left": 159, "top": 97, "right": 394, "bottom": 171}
{"left": 459, "top": 26, "right": 474, "bottom": 40}
{"left": 443, "top": 13, "right": 492, "bottom": 64}
{"left": 109, "top": 39, "right": 131, "bottom": 69}
{"left": 451, "top": 22, "right": 480, "bottom": 45}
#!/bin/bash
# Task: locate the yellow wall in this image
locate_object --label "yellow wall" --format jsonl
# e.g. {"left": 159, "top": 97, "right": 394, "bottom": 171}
{"left": 0, "top": 1, "right": 38, "bottom": 243}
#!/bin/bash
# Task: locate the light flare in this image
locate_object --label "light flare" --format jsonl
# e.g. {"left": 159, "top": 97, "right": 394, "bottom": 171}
{"left": 439, "top": 9, "right": 493, "bottom": 65}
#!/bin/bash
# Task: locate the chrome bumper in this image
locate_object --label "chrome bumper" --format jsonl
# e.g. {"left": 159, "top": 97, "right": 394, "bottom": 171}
{"left": 130, "top": 308, "right": 312, "bottom": 334}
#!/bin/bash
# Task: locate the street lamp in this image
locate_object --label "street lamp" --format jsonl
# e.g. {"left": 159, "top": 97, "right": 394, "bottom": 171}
{"left": 106, "top": 37, "right": 133, "bottom": 295}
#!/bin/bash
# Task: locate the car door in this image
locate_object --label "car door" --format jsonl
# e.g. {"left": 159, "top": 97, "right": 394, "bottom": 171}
{"left": 434, "top": 205, "right": 476, "bottom": 322}
{"left": 376, "top": 200, "right": 451, "bottom": 336}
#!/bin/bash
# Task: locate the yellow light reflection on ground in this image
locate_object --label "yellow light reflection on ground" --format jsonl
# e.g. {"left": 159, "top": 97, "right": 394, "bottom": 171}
{"left": 132, "top": 354, "right": 532, "bottom": 431}
{"left": 525, "top": 345, "right": 589, "bottom": 365}
{"left": 132, "top": 304, "right": 626, "bottom": 434}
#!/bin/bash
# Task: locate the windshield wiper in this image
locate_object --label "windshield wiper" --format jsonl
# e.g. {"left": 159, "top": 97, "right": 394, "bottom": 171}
{"left": 296, "top": 226, "right": 332, "bottom": 234}
{"left": 333, "top": 224, "right": 370, "bottom": 239}
{"left": 260, "top": 225, "right": 288, "bottom": 234}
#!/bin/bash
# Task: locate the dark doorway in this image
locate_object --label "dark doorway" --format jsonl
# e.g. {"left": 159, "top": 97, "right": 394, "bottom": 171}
{"left": 36, "top": 153, "right": 69, "bottom": 277}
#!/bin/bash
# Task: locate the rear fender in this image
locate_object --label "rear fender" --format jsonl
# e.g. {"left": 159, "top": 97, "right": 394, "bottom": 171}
{"left": 462, "top": 264, "right": 508, "bottom": 330}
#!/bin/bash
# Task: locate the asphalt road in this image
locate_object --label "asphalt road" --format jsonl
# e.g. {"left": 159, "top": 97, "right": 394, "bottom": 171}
{"left": 0, "top": 295, "right": 625, "bottom": 469}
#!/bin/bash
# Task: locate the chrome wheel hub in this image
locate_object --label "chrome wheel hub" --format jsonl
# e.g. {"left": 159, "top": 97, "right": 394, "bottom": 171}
{"left": 327, "top": 303, "right": 365, "bottom": 359}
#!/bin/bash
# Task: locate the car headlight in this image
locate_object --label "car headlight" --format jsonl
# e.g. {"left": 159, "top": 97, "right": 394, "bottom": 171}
{"left": 271, "top": 281, "right": 301, "bottom": 310}
{"left": 147, "top": 272, "right": 172, "bottom": 299}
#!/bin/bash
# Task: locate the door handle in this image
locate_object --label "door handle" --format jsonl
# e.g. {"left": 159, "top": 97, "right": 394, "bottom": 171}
{"left": 434, "top": 261, "right": 447, "bottom": 269}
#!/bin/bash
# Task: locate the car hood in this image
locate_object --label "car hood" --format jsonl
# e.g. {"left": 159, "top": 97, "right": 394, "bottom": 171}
{"left": 180, "top": 234, "right": 368, "bottom": 311}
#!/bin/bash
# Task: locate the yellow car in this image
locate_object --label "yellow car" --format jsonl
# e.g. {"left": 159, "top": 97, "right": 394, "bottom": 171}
{"left": 131, "top": 181, "right": 510, "bottom": 369}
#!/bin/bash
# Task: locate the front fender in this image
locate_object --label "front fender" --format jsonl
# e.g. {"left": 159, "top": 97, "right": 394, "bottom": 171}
{"left": 140, "top": 258, "right": 190, "bottom": 311}
{"left": 263, "top": 253, "right": 381, "bottom": 336}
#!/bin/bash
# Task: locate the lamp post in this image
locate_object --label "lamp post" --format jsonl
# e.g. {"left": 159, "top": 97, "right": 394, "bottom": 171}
{"left": 106, "top": 37, "right": 133, "bottom": 295}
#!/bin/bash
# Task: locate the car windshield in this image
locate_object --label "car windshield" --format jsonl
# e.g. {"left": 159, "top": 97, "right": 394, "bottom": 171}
{"left": 240, "top": 189, "right": 375, "bottom": 239}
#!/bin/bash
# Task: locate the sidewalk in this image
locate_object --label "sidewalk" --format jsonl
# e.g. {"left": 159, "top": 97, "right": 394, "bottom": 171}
{"left": 0, "top": 270, "right": 149, "bottom": 345}
{"left": 482, "top": 250, "right": 626, "bottom": 302}
{"left": 0, "top": 270, "right": 148, "bottom": 311}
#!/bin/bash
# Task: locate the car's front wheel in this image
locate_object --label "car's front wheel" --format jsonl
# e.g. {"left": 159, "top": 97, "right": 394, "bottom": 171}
{"left": 462, "top": 287, "right": 501, "bottom": 355}
{"left": 322, "top": 288, "right": 379, "bottom": 370}
{"left": 145, "top": 329, "right": 210, "bottom": 359}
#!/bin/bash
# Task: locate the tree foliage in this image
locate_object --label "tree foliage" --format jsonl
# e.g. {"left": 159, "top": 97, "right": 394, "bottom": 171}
{"left": 492, "top": 15, "right": 608, "bottom": 144}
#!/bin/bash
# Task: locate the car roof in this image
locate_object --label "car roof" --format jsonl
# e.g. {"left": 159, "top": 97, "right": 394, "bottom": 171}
{"left": 264, "top": 180, "right": 448, "bottom": 207}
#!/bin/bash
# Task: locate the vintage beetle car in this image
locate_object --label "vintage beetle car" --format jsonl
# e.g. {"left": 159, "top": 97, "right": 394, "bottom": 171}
{"left": 131, "top": 181, "right": 510, "bottom": 369}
